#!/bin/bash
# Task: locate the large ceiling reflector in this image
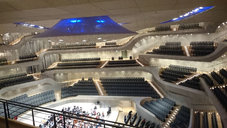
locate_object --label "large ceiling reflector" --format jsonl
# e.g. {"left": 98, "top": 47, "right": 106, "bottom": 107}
{"left": 35, "top": 16, "right": 135, "bottom": 37}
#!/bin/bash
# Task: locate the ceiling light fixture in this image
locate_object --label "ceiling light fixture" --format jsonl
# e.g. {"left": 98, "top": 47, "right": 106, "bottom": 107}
{"left": 161, "top": 6, "right": 214, "bottom": 24}
{"left": 70, "top": 19, "right": 81, "bottom": 23}
{"left": 14, "top": 22, "right": 48, "bottom": 29}
{"left": 96, "top": 20, "right": 105, "bottom": 23}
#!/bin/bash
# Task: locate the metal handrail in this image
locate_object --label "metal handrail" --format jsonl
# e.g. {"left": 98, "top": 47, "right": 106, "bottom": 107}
{"left": 0, "top": 98, "right": 136, "bottom": 128}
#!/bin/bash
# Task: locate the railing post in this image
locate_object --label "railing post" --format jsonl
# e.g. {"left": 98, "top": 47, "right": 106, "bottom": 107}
{"left": 31, "top": 109, "right": 35, "bottom": 126}
{"left": 53, "top": 114, "right": 57, "bottom": 128}
{"left": 63, "top": 115, "right": 66, "bottom": 128}
{"left": 6, "top": 101, "right": 10, "bottom": 119}
{"left": 3, "top": 102, "right": 9, "bottom": 128}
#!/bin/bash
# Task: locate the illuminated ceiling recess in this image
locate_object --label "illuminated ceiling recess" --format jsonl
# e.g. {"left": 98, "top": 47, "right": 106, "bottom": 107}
{"left": 14, "top": 22, "right": 49, "bottom": 29}
{"left": 35, "top": 16, "right": 135, "bottom": 38}
{"left": 161, "top": 6, "right": 215, "bottom": 24}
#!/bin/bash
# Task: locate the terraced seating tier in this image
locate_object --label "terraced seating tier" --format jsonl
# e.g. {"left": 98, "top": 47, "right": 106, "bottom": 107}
{"left": 101, "top": 77, "right": 160, "bottom": 98}
{"left": 212, "top": 88, "right": 227, "bottom": 111}
{"left": 194, "top": 112, "right": 220, "bottom": 128}
{"left": 170, "top": 106, "right": 190, "bottom": 128}
{"left": 142, "top": 98, "right": 176, "bottom": 122}
{"left": 200, "top": 74, "right": 214, "bottom": 87}
{"left": 190, "top": 41, "right": 215, "bottom": 56}
{"left": 0, "top": 90, "right": 55, "bottom": 118}
{"left": 147, "top": 42, "right": 185, "bottom": 56}
{"left": 0, "top": 74, "right": 35, "bottom": 89}
{"left": 219, "top": 69, "right": 227, "bottom": 79}
{"left": 179, "top": 76, "right": 201, "bottom": 90}
{"left": 61, "top": 79, "right": 99, "bottom": 98}
{"left": 210, "top": 71, "right": 224, "bottom": 85}
{"left": 160, "top": 65, "right": 196, "bottom": 83}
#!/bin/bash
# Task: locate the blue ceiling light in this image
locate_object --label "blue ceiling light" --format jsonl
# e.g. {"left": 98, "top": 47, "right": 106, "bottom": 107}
{"left": 161, "top": 6, "right": 214, "bottom": 24}
{"left": 70, "top": 19, "right": 81, "bottom": 23}
{"left": 96, "top": 20, "right": 105, "bottom": 23}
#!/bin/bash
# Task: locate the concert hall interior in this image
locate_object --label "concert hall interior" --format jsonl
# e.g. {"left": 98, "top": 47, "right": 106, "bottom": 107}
{"left": 0, "top": 0, "right": 227, "bottom": 128}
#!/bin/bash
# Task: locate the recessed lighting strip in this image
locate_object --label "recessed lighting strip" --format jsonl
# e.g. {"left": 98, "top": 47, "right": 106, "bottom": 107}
{"left": 14, "top": 22, "right": 49, "bottom": 29}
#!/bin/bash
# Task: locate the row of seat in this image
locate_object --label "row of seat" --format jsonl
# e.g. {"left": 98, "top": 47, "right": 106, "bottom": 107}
{"left": 160, "top": 65, "right": 196, "bottom": 83}
{"left": 169, "top": 65, "right": 197, "bottom": 72}
{"left": 105, "top": 42, "right": 116, "bottom": 45}
{"left": 178, "top": 23, "right": 202, "bottom": 30}
{"left": 19, "top": 54, "right": 37, "bottom": 60}
{"left": 56, "top": 61, "right": 101, "bottom": 69}
{"left": 124, "top": 111, "right": 160, "bottom": 128}
{"left": 0, "top": 74, "right": 35, "bottom": 89}
{"left": 15, "top": 58, "right": 38, "bottom": 63}
{"left": 0, "top": 73, "right": 27, "bottom": 81}
{"left": 101, "top": 77, "right": 160, "bottom": 98}
{"left": 170, "top": 106, "right": 190, "bottom": 128}
{"left": 155, "top": 26, "right": 171, "bottom": 32}
{"left": 53, "top": 59, "right": 140, "bottom": 69}
{"left": 194, "top": 112, "right": 220, "bottom": 128}
{"left": 51, "top": 43, "right": 96, "bottom": 49}
{"left": 61, "top": 79, "right": 99, "bottom": 98}
{"left": 100, "top": 77, "right": 144, "bottom": 82}
{"left": 190, "top": 45, "right": 215, "bottom": 50}
{"left": 61, "top": 57, "right": 100, "bottom": 62}
{"left": 57, "top": 61, "right": 101, "bottom": 67}
{"left": 104, "top": 60, "right": 140, "bottom": 68}
{"left": 50, "top": 45, "right": 96, "bottom": 50}
{"left": 0, "top": 90, "right": 55, "bottom": 119}
{"left": 165, "top": 42, "right": 181, "bottom": 46}
{"left": 190, "top": 49, "right": 215, "bottom": 56}
{"left": 142, "top": 98, "right": 176, "bottom": 122}
{"left": 190, "top": 41, "right": 214, "bottom": 46}
{"left": 52, "top": 43, "right": 96, "bottom": 48}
